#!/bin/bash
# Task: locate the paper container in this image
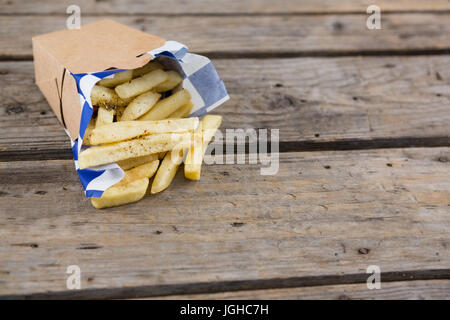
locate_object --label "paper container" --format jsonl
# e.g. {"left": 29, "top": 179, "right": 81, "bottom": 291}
{"left": 32, "top": 19, "right": 229, "bottom": 197}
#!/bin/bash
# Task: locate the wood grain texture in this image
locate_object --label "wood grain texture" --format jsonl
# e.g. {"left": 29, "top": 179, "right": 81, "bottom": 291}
{"left": 1, "top": 56, "right": 449, "bottom": 160}
{"left": 153, "top": 280, "right": 450, "bottom": 300}
{"left": 1, "top": 0, "right": 449, "bottom": 15}
{"left": 1, "top": 1, "right": 449, "bottom": 299}
{"left": 0, "top": 148, "right": 449, "bottom": 297}
{"left": 1, "top": 14, "right": 450, "bottom": 59}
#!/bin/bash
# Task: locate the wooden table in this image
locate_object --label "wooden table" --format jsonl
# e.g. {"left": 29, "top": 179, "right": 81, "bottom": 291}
{"left": 0, "top": 0, "right": 449, "bottom": 299}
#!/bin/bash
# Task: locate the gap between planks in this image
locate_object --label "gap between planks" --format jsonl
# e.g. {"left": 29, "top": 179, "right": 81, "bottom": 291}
{"left": 150, "top": 279, "right": 450, "bottom": 300}
{"left": 3, "top": 49, "right": 450, "bottom": 62}
{"left": 2, "top": 10, "right": 450, "bottom": 17}
{"left": 2, "top": 269, "right": 449, "bottom": 300}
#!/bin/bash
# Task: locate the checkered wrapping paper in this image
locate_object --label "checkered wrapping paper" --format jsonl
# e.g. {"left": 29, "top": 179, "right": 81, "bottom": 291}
{"left": 70, "top": 41, "right": 229, "bottom": 198}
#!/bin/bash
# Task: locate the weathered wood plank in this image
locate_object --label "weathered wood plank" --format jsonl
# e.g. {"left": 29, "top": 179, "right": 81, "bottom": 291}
{"left": 153, "top": 280, "right": 450, "bottom": 300}
{"left": 0, "top": 148, "right": 448, "bottom": 296}
{"left": 1, "top": 0, "right": 449, "bottom": 15}
{"left": 1, "top": 56, "right": 449, "bottom": 160}
{"left": 1, "top": 14, "right": 450, "bottom": 59}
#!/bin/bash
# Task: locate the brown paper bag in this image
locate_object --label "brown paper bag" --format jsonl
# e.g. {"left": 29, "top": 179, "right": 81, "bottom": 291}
{"left": 32, "top": 19, "right": 165, "bottom": 140}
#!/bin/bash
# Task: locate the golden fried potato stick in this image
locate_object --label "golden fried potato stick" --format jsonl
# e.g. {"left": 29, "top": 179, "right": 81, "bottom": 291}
{"left": 89, "top": 117, "right": 199, "bottom": 145}
{"left": 91, "top": 85, "right": 131, "bottom": 109}
{"left": 120, "top": 91, "right": 161, "bottom": 121}
{"left": 95, "top": 106, "right": 114, "bottom": 127}
{"left": 184, "top": 121, "right": 203, "bottom": 180}
{"left": 78, "top": 132, "right": 192, "bottom": 169}
{"left": 97, "top": 70, "right": 133, "bottom": 88}
{"left": 154, "top": 71, "right": 183, "bottom": 92}
{"left": 139, "top": 89, "right": 190, "bottom": 121}
{"left": 116, "top": 160, "right": 159, "bottom": 186}
{"left": 151, "top": 149, "right": 184, "bottom": 194}
{"left": 83, "top": 117, "right": 96, "bottom": 145}
{"left": 133, "top": 61, "right": 164, "bottom": 78}
{"left": 201, "top": 115, "right": 223, "bottom": 147}
{"left": 184, "top": 115, "right": 222, "bottom": 180}
{"left": 168, "top": 101, "right": 194, "bottom": 119}
{"left": 90, "top": 178, "right": 149, "bottom": 209}
{"left": 115, "top": 69, "right": 168, "bottom": 99}
{"left": 117, "top": 154, "right": 159, "bottom": 170}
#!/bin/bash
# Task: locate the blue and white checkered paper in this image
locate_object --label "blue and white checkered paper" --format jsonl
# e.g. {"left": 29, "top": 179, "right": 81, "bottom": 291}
{"left": 70, "top": 41, "right": 229, "bottom": 198}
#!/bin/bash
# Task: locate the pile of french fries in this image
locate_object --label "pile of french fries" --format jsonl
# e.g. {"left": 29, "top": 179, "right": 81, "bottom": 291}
{"left": 79, "top": 60, "right": 222, "bottom": 209}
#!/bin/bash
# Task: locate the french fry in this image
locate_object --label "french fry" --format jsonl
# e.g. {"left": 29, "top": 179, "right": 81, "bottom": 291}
{"left": 79, "top": 132, "right": 192, "bottom": 169}
{"left": 201, "top": 115, "right": 223, "bottom": 147}
{"left": 89, "top": 117, "right": 199, "bottom": 145}
{"left": 151, "top": 149, "right": 184, "bottom": 194}
{"left": 184, "top": 122, "right": 203, "bottom": 180}
{"left": 83, "top": 117, "right": 96, "bottom": 145}
{"left": 133, "top": 60, "right": 164, "bottom": 78}
{"left": 117, "top": 160, "right": 159, "bottom": 186}
{"left": 154, "top": 70, "right": 183, "bottom": 92}
{"left": 120, "top": 91, "right": 161, "bottom": 121}
{"left": 184, "top": 115, "right": 222, "bottom": 180}
{"left": 97, "top": 70, "right": 133, "bottom": 88}
{"left": 91, "top": 85, "right": 131, "bottom": 108}
{"left": 117, "top": 154, "right": 158, "bottom": 170}
{"left": 139, "top": 89, "right": 191, "bottom": 121}
{"left": 168, "top": 101, "right": 193, "bottom": 119}
{"left": 115, "top": 69, "right": 168, "bottom": 99}
{"left": 95, "top": 106, "right": 114, "bottom": 127}
{"left": 90, "top": 178, "right": 149, "bottom": 209}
